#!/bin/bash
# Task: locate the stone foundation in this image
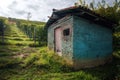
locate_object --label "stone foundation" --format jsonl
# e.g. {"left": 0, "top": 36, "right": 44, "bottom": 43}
{"left": 73, "top": 55, "right": 112, "bottom": 70}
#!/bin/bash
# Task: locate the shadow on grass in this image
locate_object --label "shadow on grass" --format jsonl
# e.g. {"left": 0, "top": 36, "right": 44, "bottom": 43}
{"left": 83, "top": 63, "right": 116, "bottom": 80}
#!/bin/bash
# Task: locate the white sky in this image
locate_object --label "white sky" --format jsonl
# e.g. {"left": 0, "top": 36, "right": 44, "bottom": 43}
{"left": 0, "top": 0, "right": 114, "bottom": 22}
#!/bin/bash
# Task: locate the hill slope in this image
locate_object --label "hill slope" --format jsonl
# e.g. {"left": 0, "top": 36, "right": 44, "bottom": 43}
{"left": 0, "top": 17, "right": 120, "bottom": 80}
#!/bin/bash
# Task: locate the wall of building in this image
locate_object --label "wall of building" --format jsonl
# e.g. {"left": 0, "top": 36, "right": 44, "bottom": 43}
{"left": 48, "top": 16, "right": 74, "bottom": 64}
{"left": 73, "top": 16, "right": 113, "bottom": 69}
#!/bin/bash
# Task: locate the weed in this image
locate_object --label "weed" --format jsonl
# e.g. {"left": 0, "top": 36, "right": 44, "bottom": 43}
{"left": 15, "top": 43, "right": 26, "bottom": 46}
{"left": 21, "top": 47, "right": 72, "bottom": 73}
{"left": 12, "top": 38, "right": 24, "bottom": 41}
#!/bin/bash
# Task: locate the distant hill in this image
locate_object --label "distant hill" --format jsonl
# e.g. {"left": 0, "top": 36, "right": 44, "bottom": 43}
{"left": 0, "top": 16, "right": 46, "bottom": 26}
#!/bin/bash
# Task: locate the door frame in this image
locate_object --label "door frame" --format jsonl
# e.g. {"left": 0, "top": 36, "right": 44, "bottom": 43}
{"left": 54, "top": 26, "right": 62, "bottom": 54}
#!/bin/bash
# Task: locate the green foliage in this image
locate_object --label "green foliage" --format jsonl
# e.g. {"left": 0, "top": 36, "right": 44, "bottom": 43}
{"left": 113, "top": 24, "right": 120, "bottom": 52}
{"left": 0, "top": 19, "right": 6, "bottom": 44}
{"left": 95, "top": 0, "right": 120, "bottom": 23}
{"left": 36, "top": 72, "right": 99, "bottom": 80}
{"left": 16, "top": 20, "right": 47, "bottom": 46}
{"left": 77, "top": 0, "right": 120, "bottom": 23}
{"left": 113, "top": 51, "right": 120, "bottom": 58}
{"left": 0, "top": 17, "right": 12, "bottom": 44}
{"left": 23, "top": 53, "right": 38, "bottom": 66}
{"left": 0, "top": 19, "right": 4, "bottom": 32}
{"left": 22, "top": 47, "right": 72, "bottom": 72}
{"left": 117, "top": 65, "right": 120, "bottom": 79}
{"left": 0, "top": 57, "right": 20, "bottom": 69}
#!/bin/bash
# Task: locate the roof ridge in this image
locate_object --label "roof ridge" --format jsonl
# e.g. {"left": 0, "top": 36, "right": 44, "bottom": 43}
{"left": 45, "top": 6, "right": 117, "bottom": 29}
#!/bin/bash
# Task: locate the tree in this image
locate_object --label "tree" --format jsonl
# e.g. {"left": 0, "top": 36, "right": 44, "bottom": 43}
{"left": 0, "top": 19, "right": 5, "bottom": 44}
{"left": 89, "top": 0, "right": 95, "bottom": 10}
{"left": 27, "top": 12, "right": 32, "bottom": 21}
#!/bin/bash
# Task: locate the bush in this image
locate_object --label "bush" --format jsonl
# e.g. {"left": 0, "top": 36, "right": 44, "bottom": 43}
{"left": 0, "top": 41, "right": 12, "bottom": 45}
{"left": 113, "top": 51, "right": 120, "bottom": 58}
{"left": 23, "top": 53, "right": 38, "bottom": 66}
{"left": 12, "top": 38, "right": 23, "bottom": 41}
{"left": 28, "top": 43, "right": 41, "bottom": 47}
{"left": 22, "top": 47, "right": 72, "bottom": 72}
{"left": 15, "top": 43, "right": 26, "bottom": 46}
{"left": 0, "top": 58, "right": 20, "bottom": 68}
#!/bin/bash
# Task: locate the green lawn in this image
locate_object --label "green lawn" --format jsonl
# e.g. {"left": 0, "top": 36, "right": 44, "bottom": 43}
{"left": 0, "top": 24, "right": 120, "bottom": 80}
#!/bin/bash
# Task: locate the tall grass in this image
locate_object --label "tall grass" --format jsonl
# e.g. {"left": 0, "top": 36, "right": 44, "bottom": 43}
{"left": 22, "top": 47, "right": 72, "bottom": 73}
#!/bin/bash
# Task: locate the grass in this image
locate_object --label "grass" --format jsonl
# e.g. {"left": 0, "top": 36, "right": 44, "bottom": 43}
{"left": 9, "top": 71, "right": 99, "bottom": 80}
{"left": 0, "top": 46, "right": 119, "bottom": 80}
{"left": 0, "top": 23, "right": 120, "bottom": 80}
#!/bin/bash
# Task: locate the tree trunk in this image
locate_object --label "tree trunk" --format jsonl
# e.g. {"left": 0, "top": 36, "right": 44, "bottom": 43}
{"left": 1, "top": 29, "right": 4, "bottom": 44}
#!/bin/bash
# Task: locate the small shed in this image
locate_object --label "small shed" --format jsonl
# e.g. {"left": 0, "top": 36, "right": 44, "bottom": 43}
{"left": 45, "top": 6, "right": 116, "bottom": 69}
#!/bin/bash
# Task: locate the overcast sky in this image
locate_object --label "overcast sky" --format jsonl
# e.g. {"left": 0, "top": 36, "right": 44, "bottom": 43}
{"left": 0, "top": 0, "right": 114, "bottom": 22}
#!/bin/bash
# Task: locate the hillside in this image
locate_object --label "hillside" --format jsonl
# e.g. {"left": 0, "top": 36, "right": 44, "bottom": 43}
{"left": 0, "top": 16, "right": 119, "bottom": 80}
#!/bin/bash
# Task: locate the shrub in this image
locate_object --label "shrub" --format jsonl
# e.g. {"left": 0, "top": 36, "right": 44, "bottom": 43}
{"left": 12, "top": 38, "right": 23, "bottom": 41}
{"left": 113, "top": 51, "right": 120, "bottom": 58}
{"left": 22, "top": 53, "right": 38, "bottom": 66}
{"left": 22, "top": 47, "right": 72, "bottom": 72}
{"left": 0, "top": 58, "right": 20, "bottom": 68}
{"left": 15, "top": 43, "right": 26, "bottom": 46}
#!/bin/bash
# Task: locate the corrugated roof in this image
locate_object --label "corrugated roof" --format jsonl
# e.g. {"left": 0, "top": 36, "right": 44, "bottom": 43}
{"left": 45, "top": 6, "right": 117, "bottom": 29}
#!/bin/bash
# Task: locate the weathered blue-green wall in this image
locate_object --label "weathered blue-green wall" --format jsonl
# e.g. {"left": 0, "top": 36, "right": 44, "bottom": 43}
{"left": 48, "top": 16, "right": 73, "bottom": 62}
{"left": 73, "top": 16, "right": 113, "bottom": 61}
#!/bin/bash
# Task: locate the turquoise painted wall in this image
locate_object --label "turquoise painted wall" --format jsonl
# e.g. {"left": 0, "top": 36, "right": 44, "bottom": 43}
{"left": 48, "top": 16, "right": 73, "bottom": 61}
{"left": 73, "top": 16, "right": 113, "bottom": 60}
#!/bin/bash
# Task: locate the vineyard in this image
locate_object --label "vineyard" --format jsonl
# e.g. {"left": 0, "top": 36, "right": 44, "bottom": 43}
{"left": 0, "top": 17, "right": 46, "bottom": 46}
{"left": 16, "top": 19, "right": 47, "bottom": 47}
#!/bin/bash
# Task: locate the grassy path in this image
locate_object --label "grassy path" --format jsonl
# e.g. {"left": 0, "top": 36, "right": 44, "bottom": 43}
{"left": 0, "top": 24, "right": 40, "bottom": 80}
{"left": 0, "top": 23, "right": 38, "bottom": 57}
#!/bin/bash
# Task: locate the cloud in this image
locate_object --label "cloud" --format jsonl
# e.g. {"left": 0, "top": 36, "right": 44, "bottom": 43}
{"left": 0, "top": 0, "right": 115, "bottom": 22}
{"left": 15, "top": 10, "right": 26, "bottom": 15}
{"left": 27, "top": 4, "right": 40, "bottom": 10}
{"left": 0, "top": 0, "right": 79, "bottom": 21}
{"left": 7, "top": 1, "right": 18, "bottom": 11}
{"left": 12, "top": 1, "right": 17, "bottom": 5}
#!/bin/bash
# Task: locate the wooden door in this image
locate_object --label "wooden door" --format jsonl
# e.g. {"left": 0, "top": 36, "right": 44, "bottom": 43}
{"left": 55, "top": 27, "right": 62, "bottom": 56}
